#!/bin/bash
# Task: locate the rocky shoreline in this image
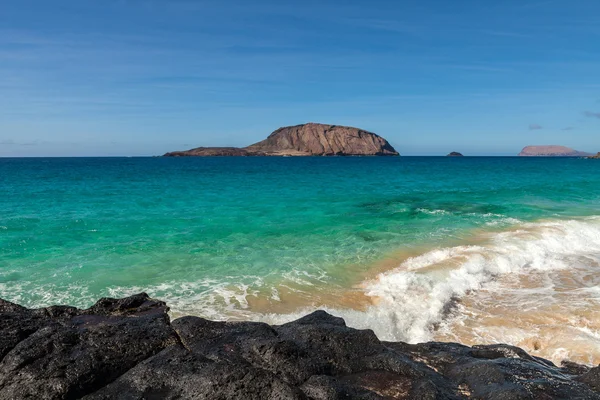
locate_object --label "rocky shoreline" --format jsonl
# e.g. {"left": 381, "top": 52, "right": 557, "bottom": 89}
{"left": 1, "top": 293, "right": 599, "bottom": 399}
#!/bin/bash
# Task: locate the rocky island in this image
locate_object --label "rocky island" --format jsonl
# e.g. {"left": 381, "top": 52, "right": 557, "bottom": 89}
{"left": 164, "top": 147, "right": 255, "bottom": 157}
{"left": 2, "top": 293, "right": 599, "bottom": 399}
{"left": 447, "top": 152, "right": 464, "bottom": 157}
{"left": 164, "top": 123, "right": 399, "bottom": 157}
{"left": 588, "top": 152, "right": 600, "bottom": 159}
{"left": 518, "top": 145, "right": 591, "bottom": 157}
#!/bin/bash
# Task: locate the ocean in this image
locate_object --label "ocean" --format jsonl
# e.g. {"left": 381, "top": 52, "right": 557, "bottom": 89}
{"left": 1, "top": 156, "right": 599, "bottom": 365}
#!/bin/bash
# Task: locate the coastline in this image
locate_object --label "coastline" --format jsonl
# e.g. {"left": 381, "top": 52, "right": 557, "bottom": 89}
{"left": 160, "top": 215, "right": 600, "bottom": 367}
{"left": 2, "top": 157, "right": 600, "bottom": 372}
{"left": 4, "top": 213, "right": 600, "bottom": 367}
{"left": 4, "top": 1, "right": 599, "bottom": 398}
{"left": 249, "top": 216, "right": 600, "bottom": 366}
{"left": 2, "top": 292, "right": 599, "bottom": 399}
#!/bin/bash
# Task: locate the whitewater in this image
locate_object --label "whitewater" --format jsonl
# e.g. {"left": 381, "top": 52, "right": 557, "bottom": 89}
{"left": 264, "top": 217, "right": 600, "bottom": 365}
{"left": 1, "top": 156, "right": 599, "bottom": 366}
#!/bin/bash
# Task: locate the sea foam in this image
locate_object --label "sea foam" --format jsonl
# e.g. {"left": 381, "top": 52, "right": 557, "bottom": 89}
{"left": 263, "top": 217, "right": 600, "bottom": 363}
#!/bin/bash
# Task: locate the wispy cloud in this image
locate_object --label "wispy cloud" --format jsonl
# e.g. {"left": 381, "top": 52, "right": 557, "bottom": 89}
{"left": 479, "top": 30, "right": 530, "bottom": 38}
{"left": 448, "top": 64, "right": 515, "bottom": 73}
{"left": 529, "top": 124, "right": 543, "bottom": 130}
{"left": 584, "top": 111, "right": 600, "bottom": 118}
{"left": 0, "top": 139, "right": 38, "bottom": 146}
{"left": 336, "top": 18, "right": 425, "bottom": 36}
{"left": 561, "top": 127, "right": 574, "bottom": 131}
{"left": 517, "top": 0, "right": 563, "bottom": 9}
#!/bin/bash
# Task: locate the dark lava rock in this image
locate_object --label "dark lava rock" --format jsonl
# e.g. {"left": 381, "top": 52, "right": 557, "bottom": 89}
{"left": 447, "top": 152, "right": 464, "bottom": 157}
{"left": 0, "top": 293, "right": 177, "bottom": 399}
{"left": 1, "top": 294, "right": 599, "bottom": 399}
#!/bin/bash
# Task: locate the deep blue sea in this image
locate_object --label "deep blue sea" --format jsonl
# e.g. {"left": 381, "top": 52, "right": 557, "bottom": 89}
{"left": 1, "top": 156, "right": 600, "bottom": 364}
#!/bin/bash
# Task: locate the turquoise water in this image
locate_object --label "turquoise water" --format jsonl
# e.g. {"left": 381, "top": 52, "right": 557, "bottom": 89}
{"left": 1, "top": 157, "right": 600, "bottom": 330}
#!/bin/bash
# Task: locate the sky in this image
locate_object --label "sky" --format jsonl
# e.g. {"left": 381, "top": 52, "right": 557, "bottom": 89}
{"left": 1, "top": 0, "right": 599, "bottom": 156}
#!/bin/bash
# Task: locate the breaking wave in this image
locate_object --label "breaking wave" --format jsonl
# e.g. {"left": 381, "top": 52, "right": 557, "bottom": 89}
{"left": 263, "top": 217, "right": 600, "bottom": 365}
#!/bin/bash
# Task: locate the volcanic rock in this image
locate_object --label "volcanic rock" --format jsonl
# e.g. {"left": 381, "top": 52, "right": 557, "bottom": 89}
{"left": 164, "top": 123, "right": 399, "bottom": 157}
{"left": 245, "top": 123, "right": 399, "bottom": 156}
{"left": 1, "top": 294, "right": 599, "bottom": 399}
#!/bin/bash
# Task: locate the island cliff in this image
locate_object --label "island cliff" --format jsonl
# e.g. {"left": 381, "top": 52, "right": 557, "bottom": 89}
{"left": 164, "top": 123, "right": 399, "bottom": 157}
{"left": 518, "top": 145, "right": 591, "bottom": 157}
{"left": 588, "top": 152, "right": 600, "bottom": 159}
{"left": 1, "top": 293, "right": 599, "bottom": 399}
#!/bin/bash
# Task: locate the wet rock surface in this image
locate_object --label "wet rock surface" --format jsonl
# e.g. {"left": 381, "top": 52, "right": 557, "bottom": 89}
{"left": 1, "top": 294, "right": 598, "bottom": 399}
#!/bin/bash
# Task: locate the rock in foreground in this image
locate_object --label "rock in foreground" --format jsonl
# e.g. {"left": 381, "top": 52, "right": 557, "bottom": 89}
{"left": 518, "top": 145, "right": 591, "bottom": 157}
{"left": 1, "top": 294, "right": 599, "bottom": 400}
{"left": 164, "top": 123, "right": 399, "bottom": 157}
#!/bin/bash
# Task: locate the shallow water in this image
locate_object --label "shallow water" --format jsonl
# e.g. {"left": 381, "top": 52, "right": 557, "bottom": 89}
{"left": 269, "top": 218, "right": 600, "bottom": 365}
{"left": 1, "top": 156, "right": 599, "bottom": 364}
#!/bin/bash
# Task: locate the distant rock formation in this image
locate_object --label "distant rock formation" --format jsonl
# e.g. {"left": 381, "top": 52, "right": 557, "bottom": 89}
{"left": 245, "top": 123, "right": 399, "bottom": 156}
{"left": 518, "top": 145, "right": 591, "bottom": 157}
{"left": 2, "top": 293, "right": 600, "bottom": 399}
{"left": 164, "top": 147, "right": 256, "bottom": 157}
{"left": 164, "top": 123, "right": 399, "bottom": 157}
{"left": 588, "top": 152, "right": 600, "bottom": 159}
{"left": 447, "top": 152, "right": 464, "bottom": 157}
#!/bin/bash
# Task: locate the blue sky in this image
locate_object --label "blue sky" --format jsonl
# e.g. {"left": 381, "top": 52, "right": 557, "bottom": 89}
{"left": 1, "top": 0, "right": 599, "bottom": 156}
